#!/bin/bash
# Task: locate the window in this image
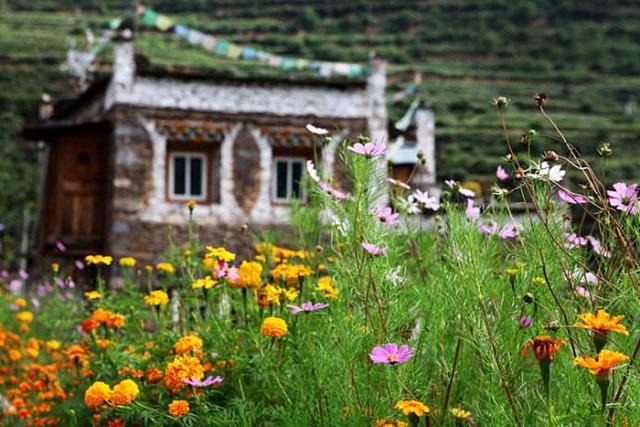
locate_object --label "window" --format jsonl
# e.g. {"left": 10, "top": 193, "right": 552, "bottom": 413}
{"left": 273, "top": 157, "right": 305, "bottom": 202}
{"left": 169, "top": 152, "right": 207, "bottom": 201}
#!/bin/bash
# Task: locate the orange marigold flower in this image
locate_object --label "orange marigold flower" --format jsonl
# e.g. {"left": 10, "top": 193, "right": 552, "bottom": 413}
{"left": 168, "top": 399, "right": 190, "bottom": 417}
{"left": 186, "top": 200, "right": 197, "bottom": 210}
{"left": 65, "top": 344, "right": 89, "bottom": 365}
{"left": 260, "top": 316, "right": 288, "bottom": 338}
{"left": 164, "top": 356, "right": 204, "bottom": 392}
{"left": 575, "top": 310, "right": 629, "bottom": 336}
{"left": 8, "top": 349, "right": 21, "bottom": 362}
{"left": 395, "top": 400, "right": 430, "bottom": 417}
{"left": 109, "top": 379, "right": 139, "bottom": 406}
{"left": 84, "top": 381, "right": 111, "bottom": 409}
{"left": 174, "top": 335, "right": 203, "bottom": 355}
{"left": 521, "top": 335, "right": 566, "bottom": 362}
{"left": 146, "top": 368, "right": 164, "bottom": 383}
{"left": 376, "top": 420, "right": 408, "bottom": 427}
{"left": 81, "top": 318, "right": 100, "bottom": 334}
{"left": 574, "top": 349, "right": 629, "bottom": 377}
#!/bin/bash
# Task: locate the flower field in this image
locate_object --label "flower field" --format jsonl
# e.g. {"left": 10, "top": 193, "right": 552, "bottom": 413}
{"left": 2, "top": 101, "right": 640, "bottom": 426}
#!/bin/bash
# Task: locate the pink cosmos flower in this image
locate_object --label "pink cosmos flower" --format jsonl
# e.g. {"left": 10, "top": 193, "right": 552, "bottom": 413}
{"left": 465, "top": 199, "right": 480, "bottom": 220}
{"left": 478, "top": 222, "right": 518, "bottom": 239}
{"left": 55, "top": 240, "right": 66, "bottom": 252}
{"left": 496, "top": 165, "right": 509, "bottom": 181}
{"left": 183, "top": 376, "right": 224, "bottom": 387}
{"left": 557, "top": 189, "right": 587, "bottom": 205}
{"left": 375, "top": 206, "right": 400, "bottom": 225}
{"left": 75, "top": 260, "right": 85, "bottom": 270}
{"left": 575, "top": 286, "right": 591, "bottom": 299}
{"left": 213, "top": 261, "right": 239, "bottom": 281}
{"left": 287, "top": 301, "right": 329, "bottom": 315}
{"left": 362, "top": 242, "right": 386, "bottom": 256}
{"left": 607, "top": 182, "right": 638, "bottom": 214}
{"left": 586, "top": 236, "right": 611, "bottom": 258}
{"left": 563, "top": 233, "right": 588, "bottom": 249}
{"left": 18, "top": 270, "right": 28, "bottom": 280}
{"left": 318, "top": 182, "right": 348, "bottom": 200}
{"left": 369, "top": 343, "right": 415, "bottom": 365}
{"left": 348, "top": 142, "right": 387, "bottom": 158}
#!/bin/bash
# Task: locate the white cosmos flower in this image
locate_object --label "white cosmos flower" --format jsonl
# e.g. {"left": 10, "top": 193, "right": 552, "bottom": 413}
{"left": 305, "top": 124, "right": 329, "bottom": 135}
{"left": 409, "top": 189, "right": 440, "bottom": 211}
{"left": 306, "top": 160, "right": 320, "bottom": 183}
{"left": 532, "top": 161, "right": 565, "bottom": 183}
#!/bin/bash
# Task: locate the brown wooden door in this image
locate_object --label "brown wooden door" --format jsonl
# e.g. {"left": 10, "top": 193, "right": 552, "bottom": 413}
{"left": 44, "top": 129, "right": 109, "bottom": 251}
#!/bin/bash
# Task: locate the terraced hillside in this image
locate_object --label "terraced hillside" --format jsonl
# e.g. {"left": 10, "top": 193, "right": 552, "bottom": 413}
{"left": 1, "top": 0, "right": 640, "bottom": 239}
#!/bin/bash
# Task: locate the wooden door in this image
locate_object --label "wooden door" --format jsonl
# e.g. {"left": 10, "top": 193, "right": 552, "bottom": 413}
{"left": 44, "top": 129, "right": 109, "bottom": 251}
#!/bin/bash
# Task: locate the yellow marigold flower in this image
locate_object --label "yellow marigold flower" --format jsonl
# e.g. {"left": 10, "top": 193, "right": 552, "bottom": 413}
{"left": 85, "top": 255, "right": 113, "bottom": 266}
{"left": 174, "top": 335, "right": 203, "bottom": 354}
{"left": 144, "top": 290, "right": 170, "bottom": 306}
{"left": 206, "top": 246, "right": 236, "bottom": 262}
{"left": 186, "top": 200, "right": 197, "bottom": 210}
{"left": 51, "top": 262, "right": 60, "bottom": 272}
{"left": 450, "top": 407, "right": 472, "bottom": 422}
{"left": 192, "top": 276, "right": 218, "bottom": 290}
{"left": 164, "top": 355, "right": 204, "bottom": 392}
{"left": 260, "top": 316, "right": 288, "bottom": 338}
{"left": 84, "top": 381, "right": 111, "bottom": 409}
{"left": 395, "top": 400, "right": 430, "bottom": 417}
{"left": 109, "top": 379, "right": 139, "bottom": 406}
{"left": 282, "top": 287, "right": 299, "bottom": 302}
{"left": 574, "top": 349, "right": 629, "bottom": 377}
{"left": 317, "top": 276, "right": 339, "bottom": 299}
{"left": 119, "top": 257, "right": 137, "bottom": 268}
{"left": 532, "top": 276, "right": 545, "bottom": 286}
{"left": 168, "top": 399, "right": 190, "bottom": 417}
{"left": 156, "top": 262, "right": 175, "bottom": 273}
{"left": 145, "top": 264, "right": 154, "bottom": 272}
{"left": 46, "top": 340, "right": 61, "bottom": 351}
{"left": 505, "top": 268, "right": 518, "bottom": 277}
{"left": 84, "top": 291, "right": 102, "bottom": 300}
{"left": 16, "top": 311, "right": 33, "bottom": 324}
{"left": 15, "top": 298, "right": 27, "bottom": 308}
{"left": 229, "top": 261, "right": 262, "bottom": 289}
{"left": 575, "top": 310, "right": 629, "bottom": 336}
{"left": 255, "top": 254, "right": 266, "bottom": 262}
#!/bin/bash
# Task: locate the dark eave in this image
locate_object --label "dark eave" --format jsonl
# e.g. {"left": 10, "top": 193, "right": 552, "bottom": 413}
{"left": 22, "top": 120, "right": 111, "bottom": 141}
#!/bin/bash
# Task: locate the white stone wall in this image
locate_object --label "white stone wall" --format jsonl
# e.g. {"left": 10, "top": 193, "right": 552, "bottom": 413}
{"left": 413, "top": 109, "right": 436, "bottom": 189}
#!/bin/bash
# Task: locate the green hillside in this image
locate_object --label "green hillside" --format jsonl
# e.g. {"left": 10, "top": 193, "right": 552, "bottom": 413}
{"left": 1, "top": 0, "right": 640, "bottom": 239}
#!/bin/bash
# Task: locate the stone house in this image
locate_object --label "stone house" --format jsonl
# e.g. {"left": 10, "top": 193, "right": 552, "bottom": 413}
{"left": 23, "top": 35, "right": 435, "bottom": 262}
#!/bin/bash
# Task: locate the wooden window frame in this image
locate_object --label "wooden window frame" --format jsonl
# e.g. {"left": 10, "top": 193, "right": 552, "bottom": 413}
{"left": 272, "top": 156, "right": 307, "bottom": 204}
{"left": 165, "top": 143, "right": 219, "bottom": 204}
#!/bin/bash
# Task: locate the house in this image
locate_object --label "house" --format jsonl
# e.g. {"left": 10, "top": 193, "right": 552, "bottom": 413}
{"left": 23, "top": 32, "right": 435, "bottom": 263}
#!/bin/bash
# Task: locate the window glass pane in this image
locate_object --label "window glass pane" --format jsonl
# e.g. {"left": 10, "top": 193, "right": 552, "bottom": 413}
{"left": 173, "top": 156, "right": 186, "bottom": 195}
{"left": 190, "top": 157, "right": 203, "bottom": 196}
{"left": 291, "top": 161, "right": 303, "bottom": 199}
{"left": 276, "top": 161, "right": 288, "bottom": 199}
